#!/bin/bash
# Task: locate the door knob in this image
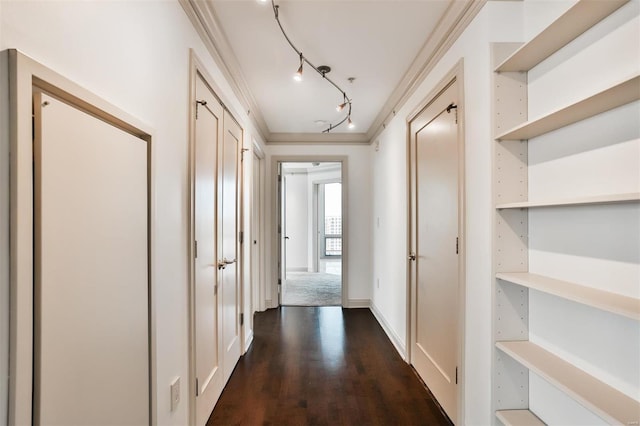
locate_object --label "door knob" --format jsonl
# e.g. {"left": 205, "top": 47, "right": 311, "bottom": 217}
{"left": 408, "top": 252, "right": 416, "bottom": 261}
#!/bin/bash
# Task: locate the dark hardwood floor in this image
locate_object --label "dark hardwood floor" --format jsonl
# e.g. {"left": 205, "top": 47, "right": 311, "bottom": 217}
{"left": 207, "top": 306, "right": 452, "bottom": 426}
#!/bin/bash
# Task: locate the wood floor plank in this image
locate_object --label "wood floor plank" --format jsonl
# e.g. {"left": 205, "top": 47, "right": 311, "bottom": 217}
{"left": 207, "top": 306, "right": 452, "bottom": 426}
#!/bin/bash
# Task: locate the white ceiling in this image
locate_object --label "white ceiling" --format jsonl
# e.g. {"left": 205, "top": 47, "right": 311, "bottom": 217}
{"left": 188, "top": 0, "right": 480, "bottom": 141}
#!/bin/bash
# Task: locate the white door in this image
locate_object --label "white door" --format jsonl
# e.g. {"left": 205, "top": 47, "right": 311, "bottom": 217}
{"left": 410, "top": 81, "right": 461, "bottom": 423}
{"left": 33, "top": 92, "right": 149, "bottom": 425}
{"left": 194, "top": 76, "right": 225, "bottom": 426}
{"left": 220, "top": 112, "right": 241, "bottom": 381}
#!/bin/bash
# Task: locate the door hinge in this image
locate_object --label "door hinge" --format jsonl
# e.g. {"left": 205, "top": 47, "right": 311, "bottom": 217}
{"left": 195, "top": 378, "right": 199, "bottom": 396}
{"left": 278, "top": 278, "right": 282, "bottom": 285}
{"left": 278, "top": 225, "right": 282, "bottom": 234}
{"left": 195, "top": 100, "right": 207, "bottom": 119}
{"left": 239, "top": 231, "right": 244, "bottom": 244}
{"left": 194, "top": 240, "right": 198, "bottom": 258}
{"left": 240, "top": 313, "right": 244, "bottom": 326}
{"left": 455, "top": 367, "right": 458, "bottom": 384}
{"left": 278, "top": 174, "right": 282, "bottom": 182}
{"left": 214, "top": 284, "right": 218, "bottom": 296}
{"left": 446, "top": 102, "right": 458, "bottom": 124}
{"left": 456, "top": 237, "right": 459, "bottom": 255}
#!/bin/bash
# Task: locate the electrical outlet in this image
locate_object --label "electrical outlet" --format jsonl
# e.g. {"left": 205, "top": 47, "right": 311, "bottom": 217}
{"left": 170, "top": 377, "right": 180, "bottom": 411}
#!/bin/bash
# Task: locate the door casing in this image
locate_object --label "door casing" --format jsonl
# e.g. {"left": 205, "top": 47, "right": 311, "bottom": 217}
{"left": 407, "top": 61, "right": 466, "bottom": 424}
{"left": 6, "top": 49, "right": 156, "bottom": 426}
{"left": 271, "top": 156, "right": 348, "bottom": 308}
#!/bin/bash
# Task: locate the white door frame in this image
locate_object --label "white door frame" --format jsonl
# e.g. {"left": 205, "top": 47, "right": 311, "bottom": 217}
{"left": 5, "top": 49, "right": 156, "bottom": 426}
{"left": 251, "top": 140, "right": 267, "bottom": 314}
{"left": 271, "top": 156, "right": 348, "bottom": 307}
{"left": 406, "top": 61, "right": 466, "bottom": 424}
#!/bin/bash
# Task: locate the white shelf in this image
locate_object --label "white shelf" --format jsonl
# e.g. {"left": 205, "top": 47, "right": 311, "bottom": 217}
{"left": 496, "top": 341, "right": 640, "bottom": 425}
{"left": 496, "top": 272, "right": 640, "bottom": 321}
{"left": 495, "top": 0, "right": 629, "bottom": 72}
{"left": 496, "top": 192, "right": 640, "bottom": 210}
{"left": 495, "top": 75, "right": 640, "bottom": 141}
{"left": 496, "top": 409, "right": 545, "bottom": 426}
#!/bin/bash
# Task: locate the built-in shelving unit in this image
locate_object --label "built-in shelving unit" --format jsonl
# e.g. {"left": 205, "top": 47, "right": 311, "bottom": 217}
{"left": 495, "top": 75, "right": 640, "bottom": 141}
{"left": 492, "top": 0, "right": 639, "bottom": 424}
{"left": 496, "top": 341, "right": 640, "bottom": 426}
{"left": 495, "top": 192, "right": 640, "bottom": 210}
{"left": 496, "top": 272, "right": 640, "bottom": 321}
{"left": 496, "top": 409, "right": 545, "bottom": 426}
{"left": 495, "top": 0, "right": 628, "bottom": 72}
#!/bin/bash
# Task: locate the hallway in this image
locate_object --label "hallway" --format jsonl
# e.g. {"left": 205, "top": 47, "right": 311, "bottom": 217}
{"left": 206, "top": 307, "right": 451, "bottom": 425}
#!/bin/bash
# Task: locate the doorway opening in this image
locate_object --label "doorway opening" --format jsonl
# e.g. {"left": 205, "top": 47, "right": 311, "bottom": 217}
{"left": 279, "top": 162, "right": 342, "bottom": 306}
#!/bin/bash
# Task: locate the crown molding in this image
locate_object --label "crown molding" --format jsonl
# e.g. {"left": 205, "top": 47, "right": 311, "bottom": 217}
{"left": 366, "top": 0, "right": 487, "bottom": 143}
{"left": 179, "top": 0, "right": 271, "bottom": 141}
{"left": 268, "top": 132, "right": 370, "bottom": 145}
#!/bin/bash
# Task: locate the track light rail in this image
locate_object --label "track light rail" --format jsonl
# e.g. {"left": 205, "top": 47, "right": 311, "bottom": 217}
{"left": 270, "top": 0, "right": 354, "bottom": 132}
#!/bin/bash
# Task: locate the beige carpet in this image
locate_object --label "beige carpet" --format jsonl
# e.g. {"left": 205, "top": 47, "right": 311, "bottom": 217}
{"left": 282, "top": 272, "right": 342, "bottom": 306}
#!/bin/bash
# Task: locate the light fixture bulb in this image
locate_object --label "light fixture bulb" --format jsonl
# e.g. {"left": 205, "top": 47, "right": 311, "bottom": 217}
{"left": 336, "top": 102, "right": 347, "bottom": 112}
{"left": 348, "top": 117, "right": 355, "bottom": 129}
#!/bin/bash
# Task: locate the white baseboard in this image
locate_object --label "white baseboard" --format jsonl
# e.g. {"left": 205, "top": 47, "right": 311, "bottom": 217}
{"left": 286, "top": 267, "right": 307, "bottom": 272}
{"left": 370, "top": 303, "right": 407, "bottom": 361}
{"left": 243, "top": 329, "right": 254, "bottom": 354}
{"left": 346, "top": 298, "right": 370, "bottom": 308}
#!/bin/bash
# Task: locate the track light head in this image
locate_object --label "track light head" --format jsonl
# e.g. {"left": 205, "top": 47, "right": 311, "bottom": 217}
{"left": 348, "top": 116, "right": 355, "bottom": 129}
{"left": 336, "top": 102, "right": 347, "bottom": 112}
{"left": 293, "top": 53, "right": 304, "bottom": 82}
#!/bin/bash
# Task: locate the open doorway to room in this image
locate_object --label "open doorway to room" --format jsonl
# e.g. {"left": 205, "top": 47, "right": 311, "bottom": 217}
{"left": 279, "top": 162, "right": 342, "bottom": 306}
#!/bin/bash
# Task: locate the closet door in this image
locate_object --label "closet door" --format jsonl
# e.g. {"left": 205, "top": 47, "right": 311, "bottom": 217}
{"left": 220, "top": 112, "right": 241, "bottom": 381}
{"left": 34, "top": 92, "right": 149, "bottom": 425}
{"left": 194, "top": 75, "right": 225, "bottom": 426}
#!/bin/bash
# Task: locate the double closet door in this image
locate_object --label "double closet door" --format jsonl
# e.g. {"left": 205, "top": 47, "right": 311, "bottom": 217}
{"left": 193, "top": 74, "right": 242, "bottom": 426}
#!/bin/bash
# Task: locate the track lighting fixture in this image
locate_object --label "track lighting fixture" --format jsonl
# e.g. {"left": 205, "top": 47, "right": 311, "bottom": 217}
{"left": 336, "top": 93, "right": 348, "bottom": 112}
{"left": 265, "top": 0, "right": 354, "bottom": 132}
{"left": 293, "top": 53, "right": 304, "bottom": 82}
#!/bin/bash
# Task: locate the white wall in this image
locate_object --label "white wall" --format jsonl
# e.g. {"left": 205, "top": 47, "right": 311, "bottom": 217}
{"left": 267, "top": 145, "right": 372, "bottom": 308}
{"left": 284, "top": 171, "right": 309, "bottom": 270}
{"left": 370, "top": 2, "right": 523, "bottom": 424}
{"left": 0, "top": 2, "right": 264, "bottom": 424}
